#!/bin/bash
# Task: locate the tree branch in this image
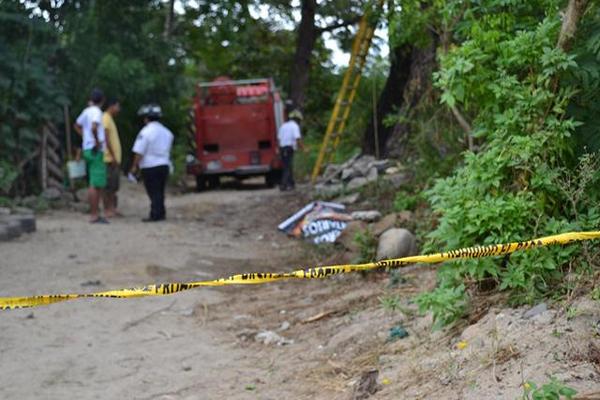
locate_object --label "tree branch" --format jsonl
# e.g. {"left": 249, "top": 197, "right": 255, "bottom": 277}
{"left": 316, "top": 16, "right": 361, "bottom": 34}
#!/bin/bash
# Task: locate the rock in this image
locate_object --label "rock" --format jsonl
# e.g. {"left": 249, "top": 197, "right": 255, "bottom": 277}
{"left": 322, "top": 163, "right": 341, "bottom": 179}
{"left": 351, "top": 210, "right": 382, "bottom": 222}
{"left": 6, "top": 214, "right": 36, "bottom": 233}
{"left": 353, "top": 155, "right": 376, "bottom": 176}
{"left": 41, "top": 187, "right": 62, "bottom": 201}
{"left": 385, "top": 166, "right": 400, "bottom": 175}
{"left": 347, "top": 177, "right": 369, "bottom": 191}
{"left": 12, "top": 207, "right": 33, "bottom": 216}
{"left": 334, "top": 192, "right": 360, "bottom": 205}
{"left": 255, "top": 330, "right": 293, "bottom": 346}
{"left": 314, "top": 183, "right": 344, "bottom": 198}
{"left": 278, "top": 321, "right": 291, "bottom": 331}
{"left": 376, "top": 228, "right": 418, "bottom": 261}
{"left": 365, "top": 166, "right": 378, "bottom": 183}
{"left": 383, "top": 173, "right": 411, "bottom": 189}
{"left": 0, "top": 207, "right": 11, "bottom": 216}
{"left": 372, "top": 213, "right": 397, "bottom": 236}
{"left": 341, "top": 167, "right": 357, "bottom": 181}
{"left": 523, "top": 303, "right": 548, "bottom": 319}
{"left": 336, "top": 220, "right": 368, "bottom": 252}
{"left": 75, "top": 188, "right": 89, "bottom": 202}
{"left": 370, "top": 159, "right": 392, "bottom": 173}
{"left": 0, "top": 219, "right": 22, "bottom": 241}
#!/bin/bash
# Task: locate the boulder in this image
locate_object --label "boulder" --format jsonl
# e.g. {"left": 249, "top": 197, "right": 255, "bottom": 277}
{"left": 372, "top": 213, "right": 397, "bottom": 237}
{"left": 351, "top": 210, "right": 382, "bottom": 222}
{"left": 41, "top": 187, "right": 62, "bottom": 201}
{"left": 346, "top": 177, "right": 369, "bottom": 191}
{"left": 376, "top": 228, "right": 417, "bottom": 261}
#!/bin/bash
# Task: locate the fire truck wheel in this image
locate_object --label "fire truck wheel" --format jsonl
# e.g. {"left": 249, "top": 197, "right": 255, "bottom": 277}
{"left": 196, "top": 176, "right": 207, "bottom": 192}
{"left": 265, "top": 171, "right": 281, "bottom": 188}
{"left": 207, "top": 176, "right": 220, "bottom": 189}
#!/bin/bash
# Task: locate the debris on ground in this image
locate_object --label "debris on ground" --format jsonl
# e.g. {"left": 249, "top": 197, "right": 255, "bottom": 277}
{"left": 0, "top": 207, "right": 36, "bottom": 242}
{"left": 255, "top": 330, "right": 294, "bottom": 346}
{"left": 351, "top": 210, "right": 382, "bottom": 222}
{"left": 388, "top": 325, "right": 409, "bottom": 341}
{"left": 278, "top": 201, "right": 352, "bottom": 244}
{"left": 352, "top": 369, "right": 380, "bottom": 400}
{"left": 523, "top": 302, "right": 548, "bottom": 319}
{"left": 315, "top": 154, "right": 408, "bottom": 197}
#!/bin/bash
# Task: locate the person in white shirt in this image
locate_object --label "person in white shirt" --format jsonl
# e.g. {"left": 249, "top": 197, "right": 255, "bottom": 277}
{"left": 129, "top": 104, "right": 174, "bottom": 222}
{"left": 74, "top": 88, "right": 107, "bottom": 223}
{"left": 277, "top": 110, "right": 305, "bottom": 191}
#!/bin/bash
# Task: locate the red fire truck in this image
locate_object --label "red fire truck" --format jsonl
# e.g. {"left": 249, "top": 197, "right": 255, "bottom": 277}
{"left": 186, "top": 77, "right": 285, "bottom": 190}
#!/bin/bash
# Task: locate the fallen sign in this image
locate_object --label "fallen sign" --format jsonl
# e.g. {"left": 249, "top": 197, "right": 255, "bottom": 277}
{"left": 277, "top": 201, "right": 352, "bottom": 244}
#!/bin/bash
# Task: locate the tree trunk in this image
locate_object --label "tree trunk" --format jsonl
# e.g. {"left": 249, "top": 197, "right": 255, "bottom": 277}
{"left": 163, "top": 0, "right": 175, "bottom": 39}
{"left": 384, "top": 32, "right": 438, "bottom": 159}
{"left": 557, "top": 0, "right": 590, "bottom": 51}
{"left": 362, "top": 43, "right": 412, "bottom": 155}
{"left": 289, "top": 0, "right": 318, "bottom": 110}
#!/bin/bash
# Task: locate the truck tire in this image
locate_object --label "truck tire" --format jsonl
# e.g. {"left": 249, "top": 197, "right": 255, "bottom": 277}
{"left": 196, "top": 176, "right": 207, "bottom": 192}
{"left": 207, "top": 176, "right": 220, "bottom": 189}
{"left": 265, "top": 171, "right": 281, "bottom": 188}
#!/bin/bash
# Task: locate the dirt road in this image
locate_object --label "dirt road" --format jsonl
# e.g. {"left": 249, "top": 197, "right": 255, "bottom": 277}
{"left": 0, "top": 181, "right": 312, "bottom": 400}
{"left": 2, "top": 181, "right": 600, "bottom": 400}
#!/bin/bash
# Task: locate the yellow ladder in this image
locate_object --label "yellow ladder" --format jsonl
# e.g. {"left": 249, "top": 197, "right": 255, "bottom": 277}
{"left": 311, "top": 5, "right": 380, "bottom": 183}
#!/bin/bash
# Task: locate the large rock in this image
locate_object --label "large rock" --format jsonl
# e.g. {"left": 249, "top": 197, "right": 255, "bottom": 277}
{"left": 372, "top": 213, "right": 397, "bottom": 236}
{"left": 376, "top": 228, "right": 418, "bottom": 261}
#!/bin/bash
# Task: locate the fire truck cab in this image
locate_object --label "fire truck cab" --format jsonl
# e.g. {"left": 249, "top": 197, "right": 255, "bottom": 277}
{"left": 187, "top": 77, "right": 284, "bottom": 190}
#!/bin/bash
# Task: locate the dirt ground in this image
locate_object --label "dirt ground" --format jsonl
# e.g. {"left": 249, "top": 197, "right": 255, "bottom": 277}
{"left": 1, "top": 181, "right": 599, "bottom": 400}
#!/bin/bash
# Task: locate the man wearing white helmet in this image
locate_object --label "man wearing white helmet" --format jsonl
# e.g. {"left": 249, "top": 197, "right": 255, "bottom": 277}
{"left": 277, "top": 109, "right": 305, "bottom": 191}
{"left": 129, "top": 104, "right": 174, "bottom": 222}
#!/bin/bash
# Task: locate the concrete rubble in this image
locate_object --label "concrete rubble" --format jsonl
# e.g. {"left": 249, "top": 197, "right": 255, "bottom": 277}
{"left": 315, "top": 154, "right": 409, "bottom": 197}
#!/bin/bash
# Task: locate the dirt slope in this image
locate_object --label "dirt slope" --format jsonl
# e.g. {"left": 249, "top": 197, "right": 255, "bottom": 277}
{"left": 1, "top": 181, "right": 599, "bottom": 399}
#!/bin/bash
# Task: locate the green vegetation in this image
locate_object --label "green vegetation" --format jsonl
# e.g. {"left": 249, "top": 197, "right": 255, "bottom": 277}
{"left": 521, "top": 378, "right": 577, "bottom": 400}
{"left": 353, "top": 228, "right": 378, "bottom": 263}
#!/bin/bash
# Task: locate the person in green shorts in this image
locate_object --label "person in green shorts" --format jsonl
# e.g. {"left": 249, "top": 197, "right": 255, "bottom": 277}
{"left": 74, "top": 89, "right": 108, "bottom": 223}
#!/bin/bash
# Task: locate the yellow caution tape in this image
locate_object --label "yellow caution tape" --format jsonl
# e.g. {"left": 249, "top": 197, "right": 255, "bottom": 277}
{"left": 1, "top": 231, "right": 599, "bottom": 310}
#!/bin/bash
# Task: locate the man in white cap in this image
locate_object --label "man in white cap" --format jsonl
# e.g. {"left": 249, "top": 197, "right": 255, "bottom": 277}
{"left": 277, "top": 109, "right": 305, "bottom": 191}
{"left": 129, "top": 104, "right": 174, "bottom": 222}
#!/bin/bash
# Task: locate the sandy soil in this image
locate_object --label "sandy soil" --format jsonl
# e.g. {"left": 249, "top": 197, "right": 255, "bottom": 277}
{"left": 1, "top": 181, "right": 599, "bottom": 400}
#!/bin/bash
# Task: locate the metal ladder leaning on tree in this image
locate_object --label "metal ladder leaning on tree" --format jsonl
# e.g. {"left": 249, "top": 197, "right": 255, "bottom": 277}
{"left": 310, "top": 1, "right": 383, "bottom": 183}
